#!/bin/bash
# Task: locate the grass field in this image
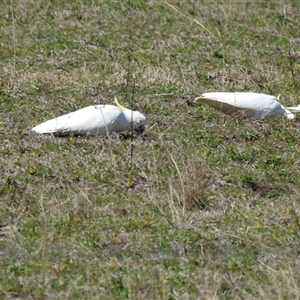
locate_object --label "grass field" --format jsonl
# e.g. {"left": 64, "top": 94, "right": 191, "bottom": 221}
{"left": 1, "top": 0, "right": 300, "bottom": 299}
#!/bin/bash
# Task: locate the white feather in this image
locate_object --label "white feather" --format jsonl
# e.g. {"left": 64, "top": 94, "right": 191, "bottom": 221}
{"left": 32, "top": 104, "right": 147, "bottom": 136}
{"left": 286, "top": 104, "right": 300, "bottom": 112}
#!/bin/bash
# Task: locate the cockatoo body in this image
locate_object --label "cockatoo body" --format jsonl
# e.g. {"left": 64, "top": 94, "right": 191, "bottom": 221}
{"left": 195, "top": 92, "right": 295, "bottom": 119}
{"left": 32, "top": 99, "right": 147, "bottom": 136}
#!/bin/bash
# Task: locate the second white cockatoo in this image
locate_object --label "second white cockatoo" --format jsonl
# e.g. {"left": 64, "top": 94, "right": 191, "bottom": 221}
{"left": 32, "top": 98, "right": 147, "bottom": 136}
{"left": 194, "top": 92, "right": 299, "bottom": 119}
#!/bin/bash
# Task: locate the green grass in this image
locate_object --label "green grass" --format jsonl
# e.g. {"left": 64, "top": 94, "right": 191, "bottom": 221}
{"left": 1, "top": 0, "right": 300, "bottom": 299}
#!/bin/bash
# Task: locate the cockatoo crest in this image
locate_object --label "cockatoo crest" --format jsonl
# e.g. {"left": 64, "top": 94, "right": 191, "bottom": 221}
{"left": 115, "top": 97, "right": 128, "bottom": 111}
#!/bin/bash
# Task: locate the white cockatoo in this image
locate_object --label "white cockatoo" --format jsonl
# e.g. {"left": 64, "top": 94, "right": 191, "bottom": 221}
{"left": 32, "top": 98, "right": 147, "bottom": 136}
{"left": 194, "top": 92, "right": 299, "bottom": 119}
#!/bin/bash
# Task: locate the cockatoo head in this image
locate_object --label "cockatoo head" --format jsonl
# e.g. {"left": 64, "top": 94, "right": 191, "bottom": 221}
{"left": 115, "top": 98, "right": 147, "bottom": 133}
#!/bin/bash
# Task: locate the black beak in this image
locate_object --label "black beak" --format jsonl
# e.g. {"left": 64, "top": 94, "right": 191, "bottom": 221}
{"left": 134, "top": 125, "right": 145, "bottom": 133}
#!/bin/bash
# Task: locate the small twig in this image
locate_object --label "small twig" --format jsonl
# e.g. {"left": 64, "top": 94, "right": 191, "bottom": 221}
{"left": 130, "top": 76, "right": 136, "bottom": 167}
{"left": 289, "top": 198, "right": 300, "bottom": 235}
{"left": 125, "top": 2, "right": 136, "bottom": 170}
{"left": 165, "top": 1, "right": 213, "bottom": 36}
{"left": 287, "top": 50, "right": 298, "bottom": 89}
{"left": 9, "top": 0, "right": 16, "bottom": 90}
{"left": 224, "top": 269, "right": 246, "bottom": 300}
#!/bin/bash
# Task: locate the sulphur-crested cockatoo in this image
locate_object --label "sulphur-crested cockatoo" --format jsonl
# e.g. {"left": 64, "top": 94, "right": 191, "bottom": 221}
{"left": 32, "top": 98, "right": 147, "bottom": 136}
{"left": 194, "top": 92, "right": 297, "bottom": 119}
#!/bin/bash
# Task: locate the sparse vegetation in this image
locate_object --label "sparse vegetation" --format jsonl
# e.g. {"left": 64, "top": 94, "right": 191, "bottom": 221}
{"left": 1, "top": 0, "right": 300, "bottom": 299}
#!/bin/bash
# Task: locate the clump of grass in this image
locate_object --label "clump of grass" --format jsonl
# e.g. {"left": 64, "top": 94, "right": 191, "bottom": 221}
{"left": 175, "top": 158, "right": 213, "bottom": 210}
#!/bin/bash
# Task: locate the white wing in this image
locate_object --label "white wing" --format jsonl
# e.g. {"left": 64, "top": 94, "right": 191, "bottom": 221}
{"left": 194, "top": 95, "right": 244, "bottom": 114}
{"left": 195, "top": 92, "right": 285, "bottom": 118}
{"left": 32, "top": 105, "right": 127, "bottom": 136}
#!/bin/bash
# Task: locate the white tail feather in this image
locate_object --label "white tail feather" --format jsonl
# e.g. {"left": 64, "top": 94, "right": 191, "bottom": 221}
{"left": 286, "top": 104, "right": 300, "bottom": 112}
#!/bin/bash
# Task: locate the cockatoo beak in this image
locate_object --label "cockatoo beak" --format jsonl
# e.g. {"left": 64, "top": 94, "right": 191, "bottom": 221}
{"left": 114, "top": 97, "right": 129, "bottom": 111}
{"left": 135, "top": 124, "right": 145, "bottom": 133}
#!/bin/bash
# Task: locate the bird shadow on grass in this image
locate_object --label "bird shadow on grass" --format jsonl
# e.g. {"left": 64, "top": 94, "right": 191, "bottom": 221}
{"left": 21, "top": 130, "right": 147, "bottom": 141}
